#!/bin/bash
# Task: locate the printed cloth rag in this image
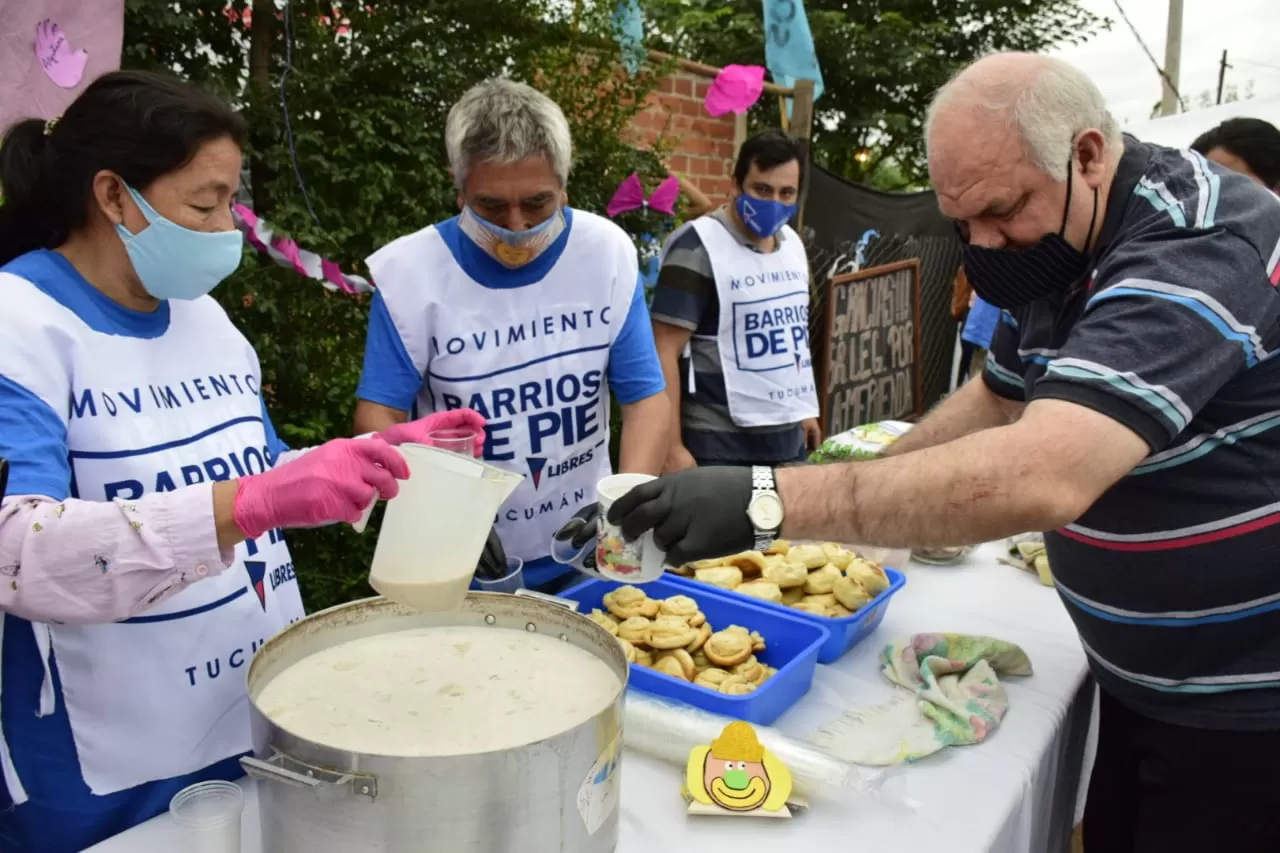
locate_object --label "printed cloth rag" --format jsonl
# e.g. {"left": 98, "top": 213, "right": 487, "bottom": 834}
{"left": 809, "top": 633, "right": 1032, "bottom": 765}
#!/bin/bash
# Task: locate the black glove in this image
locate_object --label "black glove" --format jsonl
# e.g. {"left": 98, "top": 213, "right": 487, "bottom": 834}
{"left": 474, "top": 528, "right": 508, "bottom": 581}
{"left": 553, "top": 504, "right": 599, "bottom": 571}
{"left": 605, "top": 467, "right": 754, "bottom": 567}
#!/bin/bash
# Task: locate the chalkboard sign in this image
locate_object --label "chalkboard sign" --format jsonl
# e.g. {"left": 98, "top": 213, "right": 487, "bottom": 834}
{"left": 818, "top": 259, "right": 923, "bottom": 435}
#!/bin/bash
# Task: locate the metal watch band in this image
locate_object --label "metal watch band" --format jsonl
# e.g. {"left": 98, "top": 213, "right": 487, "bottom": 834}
{"left": 750, "top": 466, "right": 779, "bottom": 550}
{"left": 751, "top": 466, "right": 776, "bottom": 493}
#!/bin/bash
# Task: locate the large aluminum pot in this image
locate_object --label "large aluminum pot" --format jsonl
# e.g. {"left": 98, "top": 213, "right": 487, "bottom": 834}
{"left": 242, "top": 591, "right": 628, "bottom": 853}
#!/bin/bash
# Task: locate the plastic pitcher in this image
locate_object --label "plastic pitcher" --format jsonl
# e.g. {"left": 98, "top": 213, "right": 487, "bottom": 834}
{"left": 370, "top": 444, "right": 523, "bottom": 612}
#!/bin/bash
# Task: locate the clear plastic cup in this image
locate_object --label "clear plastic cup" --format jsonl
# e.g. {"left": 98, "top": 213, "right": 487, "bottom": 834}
{"left": 169, "top": 780, "right": 243, "bottom": 853}
{"left": 473, "top": 556, "right": 525, "bottom": 594}
{"left": 427, "top": 428, "right": 483, "bottom": 457}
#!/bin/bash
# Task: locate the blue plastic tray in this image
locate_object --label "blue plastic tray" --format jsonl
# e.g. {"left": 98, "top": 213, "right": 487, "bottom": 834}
{"left": 667, "top": 568, "right": 906, "bottom": 664}
{"left": 558, "top": 577, "right": 829, "bottom": 725}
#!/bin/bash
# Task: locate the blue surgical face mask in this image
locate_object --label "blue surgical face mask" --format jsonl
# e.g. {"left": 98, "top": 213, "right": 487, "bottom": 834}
{"left": 457, "top": 204, "right": 566, "bottom": 268}
{"left": 735, "top": 193, "right": 796, "bottom": 239}
{"left": 114, "top": 185, "right": 244, "bottom": 301}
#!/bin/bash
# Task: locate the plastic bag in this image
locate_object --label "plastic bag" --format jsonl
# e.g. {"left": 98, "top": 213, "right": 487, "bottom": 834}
{"left": 623, "top": 692, "right": 915, "bottom": 811}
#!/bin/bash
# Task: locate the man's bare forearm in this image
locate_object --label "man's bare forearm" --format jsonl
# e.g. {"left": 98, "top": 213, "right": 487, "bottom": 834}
{"left": 618, "top": 393, "right": 670, "bottom": 475}
{"left": 883, "top": 378, "right": 1023, "bottom": 457}
{"left": 777, "top": 420, "right": 1076, "bottom": 548}
{"left": 353, "top": 400, "right": 409, "bottom": 435}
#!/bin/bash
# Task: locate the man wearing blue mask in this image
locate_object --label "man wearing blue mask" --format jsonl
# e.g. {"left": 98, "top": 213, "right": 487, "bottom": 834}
{"left": 650, "top": 130, "right": 821, "bottom": 472}
{"left": 353, "top": 78, "right": 669, "bottom": 592}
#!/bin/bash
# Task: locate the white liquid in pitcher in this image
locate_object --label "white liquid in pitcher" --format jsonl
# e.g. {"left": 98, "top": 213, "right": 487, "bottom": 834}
{"left": 256, "top": 626, "right": 621, "bottom": 756}
{"left": 369, "top": 573, "right": 472, "bottom": 613}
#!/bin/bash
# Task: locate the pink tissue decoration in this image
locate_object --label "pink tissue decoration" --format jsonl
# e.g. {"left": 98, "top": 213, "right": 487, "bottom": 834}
{"left": 705, "top": 64, "right": 766, "bottom": 116}
{"left": 606, "top": 173, "right": 680, "bottom": 218}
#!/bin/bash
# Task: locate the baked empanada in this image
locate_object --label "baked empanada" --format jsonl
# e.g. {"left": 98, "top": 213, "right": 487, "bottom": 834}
{"left": 736, "top": 580, "right": 783, "bottom": 604}
{"left": 846, "top": 558, "right": 890, "bottom": 595}
{"left": 719, "top": 675, "right": 756, "bottom": 695}
{"left": 649, "top": 615, "right": 698, "bottom": 650}
{"left": 603, "top": 585, "right": 659, "bottom": 619}
{"left": 685, "top": 623, "right": 712, "bottom": 653}
{"left": 652, "top": 654, "right": 690, "bottom": 680}
{"left": 821, "top": 542, "right": 856, "bottom": 570}
{"left": 659, "top": 595, "right": 700, "bottom": 621}
{"left": 765, "top": 539, "right": 791, "bottom": 556}
{"left": 781, "top": 586, "right": 806, "bottom": 605}
{"left": 833, "top": 575, "right": 872, "bottom": 611}
{"left": 733, "top": 655, "right": 765, "bottom": 684}
{"left": 695, "top": 565, "right": 744, "bottom": 589}
{"left": 790, "top": 601, "right": 829, "bottom": 615}
{"left": 704, "top": 629, "right": 753, "bottom": 667}
{"left": 694, "top": 667, "right": 732, "bottom": 689}
{"left": 656, "top": 648, "right": 697, "bottom": 680}
{"left": 617, "top": 616, "right": 652, "bottom": 645}
{"left": 763, "top": 560, "right": 809, "bottom": 589}
{"left": 788, "top": 543, "right": 828, "bottom": 569}
{"left": 589, "top": 608, "right": 619, "bottom": 636}
{"left": 804, "top": 563, "right": 842, "bottom": 595}
{"left": 725, "top": 551, "right": 770, "bottom": 578}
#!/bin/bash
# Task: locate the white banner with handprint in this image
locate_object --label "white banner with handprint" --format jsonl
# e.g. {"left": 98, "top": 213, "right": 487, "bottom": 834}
{"left": 0, "top": 1, "right": 123, "bottom": 133}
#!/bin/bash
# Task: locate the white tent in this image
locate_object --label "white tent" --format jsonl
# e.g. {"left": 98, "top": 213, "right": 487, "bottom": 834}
{"left": 1122, "top": 97, "right": 1280, "bottom": 148}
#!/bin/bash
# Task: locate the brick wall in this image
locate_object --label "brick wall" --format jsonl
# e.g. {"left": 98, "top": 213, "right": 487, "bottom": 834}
{"left": 628, "top": 70, "right": 739, "bottom": 207}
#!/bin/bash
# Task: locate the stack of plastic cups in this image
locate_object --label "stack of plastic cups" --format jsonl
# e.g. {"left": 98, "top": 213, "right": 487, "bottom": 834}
{"left": 472, "top": 555, "right": 525, "bottom": 593}
{"left": 169, "top": 780, "right": 244, "bottom": 853}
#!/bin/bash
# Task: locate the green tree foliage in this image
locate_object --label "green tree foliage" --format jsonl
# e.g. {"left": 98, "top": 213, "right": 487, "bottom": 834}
{"left": 642, "top": 0, "right": 1109, "bottom": 186}
{"left": 113, "top": 0, "right": 1103, "bottom": 611}
{"left": 121, "top": 0, "right": 669, "bottom": 610}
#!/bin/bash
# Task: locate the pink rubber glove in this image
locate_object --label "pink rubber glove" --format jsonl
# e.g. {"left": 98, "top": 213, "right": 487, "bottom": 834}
{"left": 234, "top": 437, "right": 411, "bottom": 539}
{"left": 377, "top": 408, "right": 488, "bottom": 456}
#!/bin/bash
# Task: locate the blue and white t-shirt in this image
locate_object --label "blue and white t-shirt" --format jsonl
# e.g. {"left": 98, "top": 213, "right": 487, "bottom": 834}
{"left": 0, "top": 249, "right": 304, "bottom": 853}
{"left": 358, "top": 208, "right": 665, "bottom": 588}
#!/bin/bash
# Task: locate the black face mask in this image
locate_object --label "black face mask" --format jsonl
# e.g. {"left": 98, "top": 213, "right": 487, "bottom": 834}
{"left": 960, "top": 161, "right": 1099, "bottom": 310}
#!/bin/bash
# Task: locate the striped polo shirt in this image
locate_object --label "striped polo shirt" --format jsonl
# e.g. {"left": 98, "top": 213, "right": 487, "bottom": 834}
{"left": 984, "top": 136, "right": 1280, "bottom": 730}
{"left": 650, "top": 208, "right": 807, "bottom": 465}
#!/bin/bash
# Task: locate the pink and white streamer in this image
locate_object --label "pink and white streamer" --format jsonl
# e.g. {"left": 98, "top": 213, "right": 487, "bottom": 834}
{"left": 233, "top": 203, "right": 373, "bottom": 294}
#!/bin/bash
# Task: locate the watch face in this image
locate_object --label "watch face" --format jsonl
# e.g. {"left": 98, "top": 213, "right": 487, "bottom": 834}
{"left": 749, "top": 493, "right": 785, "bottom": 530}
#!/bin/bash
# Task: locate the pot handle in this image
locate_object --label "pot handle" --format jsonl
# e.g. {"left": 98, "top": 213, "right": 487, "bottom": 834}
{"left": 514, "top": 588, "right": 580, "bottom": 612}
{"left": 241, "top": 752, "right": 378, "bottom": 801}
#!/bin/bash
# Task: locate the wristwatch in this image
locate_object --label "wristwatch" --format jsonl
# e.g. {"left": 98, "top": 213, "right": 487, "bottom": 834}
{"left": 746, "top": 466, "right": 785, "bottom": 551}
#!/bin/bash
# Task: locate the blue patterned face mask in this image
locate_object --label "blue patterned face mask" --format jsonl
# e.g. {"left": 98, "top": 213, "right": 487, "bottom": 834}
{"left": 457, "top": 205, "right": 566, "bottom": 268}
{"left": 735, "top": 193, "right": 796, "bottom": 239}
{"left": 115, "top": 185, "right": 244, "bottom": 301}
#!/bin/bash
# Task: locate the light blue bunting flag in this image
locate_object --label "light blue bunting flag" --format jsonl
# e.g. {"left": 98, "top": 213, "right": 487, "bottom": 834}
{"left": 612, "top": 0, "right": 646, "bottom": 76}
{"left": 763, "top": 0, "right": 824, "bottom": 118}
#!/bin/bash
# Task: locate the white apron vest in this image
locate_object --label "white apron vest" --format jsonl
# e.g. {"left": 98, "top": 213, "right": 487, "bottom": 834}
{"left": 368, "top": 211, "right": 638, "bottom": 563}
{"left": 1, "top": 283, "right": 304, "bottom": 797}
{"left": 688, "top": 218, "right": 820, "bottom": 427}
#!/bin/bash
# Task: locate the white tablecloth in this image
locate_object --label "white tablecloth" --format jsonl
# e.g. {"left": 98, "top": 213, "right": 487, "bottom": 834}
{"left": 89, "top": 542, "right": 1092, "bottom": 853}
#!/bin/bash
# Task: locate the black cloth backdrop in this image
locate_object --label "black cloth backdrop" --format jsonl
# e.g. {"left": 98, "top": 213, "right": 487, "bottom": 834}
{"left": 801, "top": 164, "right": 963, "bottom": 415}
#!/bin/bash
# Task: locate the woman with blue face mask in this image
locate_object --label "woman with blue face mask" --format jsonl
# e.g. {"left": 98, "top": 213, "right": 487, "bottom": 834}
{"left": 0, "top": 71, "right": 482, "bottom": 853}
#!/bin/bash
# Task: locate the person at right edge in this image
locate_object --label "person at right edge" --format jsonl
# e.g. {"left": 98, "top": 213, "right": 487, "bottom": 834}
{"left": 649, "top": 130, "right": 822, "bottom": 472}
{"left": 607, "top": 53, "right": 1280, "bottom": 852}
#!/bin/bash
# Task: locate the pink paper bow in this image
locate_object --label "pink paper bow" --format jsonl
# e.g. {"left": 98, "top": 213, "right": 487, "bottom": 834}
{"left": 607, "top": 173, "right": 680, "bottom": 218}
{"left": 705, "top": 64, "right": 766, "bottom": 116}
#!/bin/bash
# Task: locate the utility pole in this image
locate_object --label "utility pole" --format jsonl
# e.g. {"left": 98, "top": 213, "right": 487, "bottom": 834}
{"left": 1160, "top": 0, "right": 1184, "bottom": 116}
{"left": 1217, "top": 50, "right": 1230, "bottom": 105}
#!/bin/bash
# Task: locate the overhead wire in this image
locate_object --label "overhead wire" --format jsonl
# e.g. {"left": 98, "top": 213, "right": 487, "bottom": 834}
{"left": 1110, "top": 0, "right": 1187, "bottom": 112}
{"left": 279, "top": 0, "right": 322, "bottom": 226}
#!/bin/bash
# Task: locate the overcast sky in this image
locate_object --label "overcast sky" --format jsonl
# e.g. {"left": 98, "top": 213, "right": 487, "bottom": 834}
{"left": 1050, "top": 0, "right": 1280, "bottom": 127}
